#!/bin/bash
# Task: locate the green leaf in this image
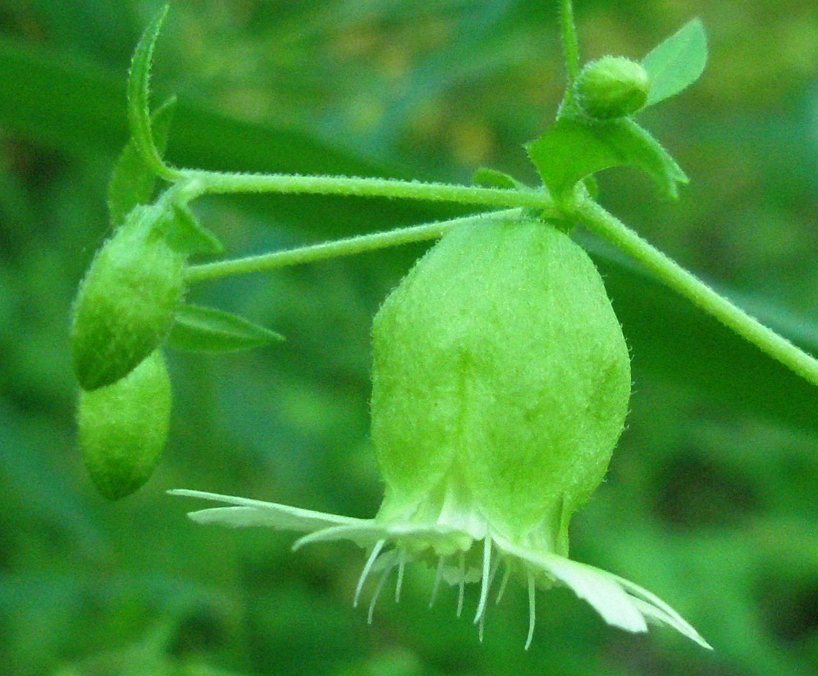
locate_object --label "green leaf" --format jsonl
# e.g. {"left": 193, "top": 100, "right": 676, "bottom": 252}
{"left": 107, "top": 96, "right": 176, "bottom": 228}
{"left": 165, "top": 203, "right": 224, "bottom": 256}
{"left": 526, "top": 117, "right": 687, "bottom": 200}
{"left": 471, "top": 167, "right": 528, "bottom": 191}
{"left": 168, "top": 304, "right": 284, "bottom": 353}
{"left": 127, "top": 4, "right": 176, "bottom": 179}
{"left": 642, "top": 18, "right": 707, "bottom": 107}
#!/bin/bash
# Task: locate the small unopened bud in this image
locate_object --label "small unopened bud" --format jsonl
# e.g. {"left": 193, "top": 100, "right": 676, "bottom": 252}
{"left": 575, "top": 56, "right": 650, "bottom": 119}
{"left": 78, "top": 351, "right": 171, "bottom": 500}
{"left": 71, "top": 205, "right": 185, "bottom": 390}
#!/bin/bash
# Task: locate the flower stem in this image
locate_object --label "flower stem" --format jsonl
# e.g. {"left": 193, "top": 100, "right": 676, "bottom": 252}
{"left": 181, "top": 170, "right": 557, "bottom": 213}
{"left": 184, "top": 209, "right": 523, "bottom": 284}
{"left": 576, "top": 198, "right": 818, "bottom": 388}
{"left": 560, "top": 0, "right": 581, "bottom": 84}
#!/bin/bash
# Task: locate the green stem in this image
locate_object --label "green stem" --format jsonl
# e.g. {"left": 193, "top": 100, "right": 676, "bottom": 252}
{"left": 560, "top": 0, "right": 581, "bottom": 84}
{"left": 181, "top": 170, "right": 557, "bottom": 213}
{"left": 185, "top": 209, "right": 523, "bottom": 284}
{"left": 576, "top": 198, "right": 818, "bottom": 388}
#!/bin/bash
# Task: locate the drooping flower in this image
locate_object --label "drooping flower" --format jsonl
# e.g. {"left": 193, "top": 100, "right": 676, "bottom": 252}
{"left": 171, "top": 218, "right": 710, "bottom": 650}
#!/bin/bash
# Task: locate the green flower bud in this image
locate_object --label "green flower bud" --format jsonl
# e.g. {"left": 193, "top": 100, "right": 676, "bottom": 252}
{"left": 171, "top": 220, "right": 709, "bottom": 650}
{"left": 575, "top": 56, "right": 650, "bottom": 119}
{"left": 78, "top": 351, "right": 171, "bottom": 500}
{"left": 71, "top": 205, "right": 185, "bottom": 391}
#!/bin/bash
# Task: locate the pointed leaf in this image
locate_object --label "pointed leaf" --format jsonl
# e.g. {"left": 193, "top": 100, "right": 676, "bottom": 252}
{"left": 526, "top": 117, "right": 687, "bottom": 200}
{"left": 642, "top": 19, "right": 708, "bottom": 107}
{"left": 167, "top": 303, "right": 283, "bottom": 353}
{"left": 471, "top": 167, "right": 528, "bottom": 191}
{"left": 127, "top": 4, "right": 175, "bottom": 178}
{"left": 108, "top": 97, "right": 176, "bottom": 228}
{"left": 165, "top": 204, "right": 223, "bottom": 256}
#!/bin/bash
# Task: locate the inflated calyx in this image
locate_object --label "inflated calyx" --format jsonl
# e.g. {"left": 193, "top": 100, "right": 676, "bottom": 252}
{"left": 171, "top": 219, "right": 709, "bottom": 649}
{"left": 71, "top": 204, "right": 185, "bottom": 391}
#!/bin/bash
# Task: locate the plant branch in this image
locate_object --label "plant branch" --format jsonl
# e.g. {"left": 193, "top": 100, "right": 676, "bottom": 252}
{"left": 576, "top": 198, "right": 818, "bottom": 388}
{"left": 184, "top": 209, "right": 524, "bottom": 284}
{"left": 180, "top": 170, "right": 557, "bottom": 213}
{"left": 560, "top": 0, "right": 581, "bottom": 84}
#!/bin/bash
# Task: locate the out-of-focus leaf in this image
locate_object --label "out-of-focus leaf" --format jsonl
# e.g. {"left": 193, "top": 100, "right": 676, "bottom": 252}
{"left": 642, "top": 18, "right": 708, "bottom": 107}
{"left": 0, "top": 406, "right": 104, "bottom": 555}
{"left": 582, "top": 234, "right": 818, "bottom": 433}
{"left": 168, "top": 304, "right": 284, "bottom": 353}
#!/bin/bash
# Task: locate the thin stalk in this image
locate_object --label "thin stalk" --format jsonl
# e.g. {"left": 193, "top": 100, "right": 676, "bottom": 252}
{"left": 576, "top": 198, "right": 818, "bottom": 388}
{"left": 181, "top": 170, "right": 557, "bottom": 213}
{"left": 185, "top": 209, "right": 523, "bottom": 284}
{"left": 560, "top": 0, "right": 581, "bottom": 84}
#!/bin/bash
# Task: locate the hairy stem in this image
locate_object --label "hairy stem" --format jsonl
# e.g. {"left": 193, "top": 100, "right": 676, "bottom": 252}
{"left": 576, "top": 198, "right": 818, "bottom": 388}
{"left": 560, "top": 0, "right": 581, "bottom": 84}
{"left": 180, "top": 170, "right": 557, "bottom": 213}
{"left": 185, "top": 209, "right": 524, "bottom": 283}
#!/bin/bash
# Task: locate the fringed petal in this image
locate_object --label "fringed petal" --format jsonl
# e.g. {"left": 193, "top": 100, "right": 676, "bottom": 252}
{"left": 505, "top": 541, "right": 647, "bottom": 633}
{"left": 495, "top": 534, "right": 709, "bottom": 647}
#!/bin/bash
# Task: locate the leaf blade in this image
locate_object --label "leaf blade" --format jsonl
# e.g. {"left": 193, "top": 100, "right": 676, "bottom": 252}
{"left": 165, "top": 204, "right": 224, "bottom": 256}
{"left": 108, "top": 96, "right": 176, "bottom": 228}
{"left": 526, "top": 118, "right": 687, "bottom": 200}
{"left": 126, "top": 4, "right": 176, "bottom": 179}
{"left": 642, "top": 18, "right": 708, "bottom": 107}
{"left": 168, "top": 304, "right": 284, "bottom": 353}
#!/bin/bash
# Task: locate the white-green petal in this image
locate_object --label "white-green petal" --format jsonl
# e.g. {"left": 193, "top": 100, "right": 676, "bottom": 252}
{"left": 498, "top": 537, "right": 646, "bottom": 633}
{"left": 610, "top": 572, "right": 713, "bottom": 650}
{"left": 170, "top": 489, "right": 711, "bottom": 649}
{"left": 168, "top": 489, "right": 363, "bottom": 532}
{"left": 495, "top": 534, "right": 709, "bottom": 647}
{"left": 293, "top": 523, "right": 384, "bottom": 549}
{"left": 293, "top": 522, "right": 467, "bottom": 551}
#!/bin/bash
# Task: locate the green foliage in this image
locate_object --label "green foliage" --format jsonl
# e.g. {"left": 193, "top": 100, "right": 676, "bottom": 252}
{"left": 642, "top": 19, "right": 708, "bottom": 107}
{"left": 166, "top": 204, "right": 223, "bottom": 257}
{"left": 108, "top": 97, "right": 177, "bottom": 229}
{"left": 1, "top": 1, "right": 818, "bottom": 674}
{"left": 471, "top": 167, "right": 528, "bottom": 191}
{"left": 526, "top": 117, "right": 687, "bottom": 200}
{"left": 168, "top": 304, "right": 283, "bottom": 353}
{"left": 126, "top": 4, "right": 176, "bottom": 180}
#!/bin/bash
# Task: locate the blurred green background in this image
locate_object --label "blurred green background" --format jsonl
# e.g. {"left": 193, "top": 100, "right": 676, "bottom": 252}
{"left": 1, "top": 0, "right": 818, "bottom": 674}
